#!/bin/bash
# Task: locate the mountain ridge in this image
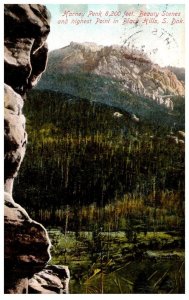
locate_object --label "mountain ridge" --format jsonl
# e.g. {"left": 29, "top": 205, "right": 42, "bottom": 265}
{"left": 36, "top": 41, "right": 184, "bottom": 127}
{"left": 42, "top": 41, "right": 184, "bottom": 99}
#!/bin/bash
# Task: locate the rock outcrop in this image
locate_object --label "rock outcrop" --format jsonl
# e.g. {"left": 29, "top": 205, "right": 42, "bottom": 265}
{"left": 4, "top": 4, "right": 50, "bottom": 94}
{"left": 4, "top": 192, "right": 51, "bottom": 293}
{"left": 29, "top": 265, "right": 70, "bottom": 294}
{"left": 4, "top": 84, "right": 26, "bottom": 195}
{"left": 41, "top": 41, "right": 184, "bottom": 103}
{"left": 4, "top": 4, "right": 69, "bottom": 294}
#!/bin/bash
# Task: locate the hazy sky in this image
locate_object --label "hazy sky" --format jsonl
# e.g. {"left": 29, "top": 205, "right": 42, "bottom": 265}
{"left": 46, "top": 3, "right": 185, "bottom": 68}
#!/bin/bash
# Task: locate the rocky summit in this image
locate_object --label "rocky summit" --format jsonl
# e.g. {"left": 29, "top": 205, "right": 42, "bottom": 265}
{"left": 38, "top": 41, "right": 184, "bottom": 112}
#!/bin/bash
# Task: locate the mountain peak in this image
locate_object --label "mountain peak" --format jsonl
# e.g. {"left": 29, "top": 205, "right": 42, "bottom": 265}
{"left": 40, "top": 41, "right": 184, "bottom": 116}
{"left": 70, "top": 41, "right": 103, "bottom": 51}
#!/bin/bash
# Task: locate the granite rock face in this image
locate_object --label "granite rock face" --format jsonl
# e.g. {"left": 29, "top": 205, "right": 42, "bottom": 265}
{"left": 29, "top": 265, "right": 70, "bottom": 294}
{"left": 4, "top": 84, "right": 27, "bottom": 195}
{"left": 4, "top": 192, "right": 51, "bottom": 293}
{"left": 4, "top": 4, "right": 67, "bottom": 294}
{"left": 41, "top": 42, "right": 184, "bottom": 106}
{"left": 4, "top": 4, "right": 50, "bottom": 94}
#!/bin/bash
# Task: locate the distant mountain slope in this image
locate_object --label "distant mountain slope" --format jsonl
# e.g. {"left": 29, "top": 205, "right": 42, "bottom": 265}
{"left": 38, "top": 41, "right": 184, "bottom": 98}
{"left": 36, "top": 42, "right": 184, "bottom": 127}
{"left": 166, "top": 66, "right": 185, "bottom": 82}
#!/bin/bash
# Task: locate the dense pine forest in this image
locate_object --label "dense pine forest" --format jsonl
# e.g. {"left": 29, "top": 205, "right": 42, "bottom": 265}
{"left": 14, "top": 89, "right": 184, "bottom": 233}
{"left": 13, "top": 88, "right": 185, "bottom": 293}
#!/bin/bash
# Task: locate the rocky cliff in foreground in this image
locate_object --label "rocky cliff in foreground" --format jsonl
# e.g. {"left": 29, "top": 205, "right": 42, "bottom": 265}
{"left": 4, "top": 4, "right": 69, "bottom": 294}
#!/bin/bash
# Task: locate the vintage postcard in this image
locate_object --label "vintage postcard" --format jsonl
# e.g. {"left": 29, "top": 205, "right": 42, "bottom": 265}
{"left": 4, "top": 1, "right": 185, "bottom": 294}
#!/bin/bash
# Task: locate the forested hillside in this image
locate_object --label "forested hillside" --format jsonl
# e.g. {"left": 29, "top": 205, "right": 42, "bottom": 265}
{"left": 13, "top": 89, "right": 184, "bottom": 232}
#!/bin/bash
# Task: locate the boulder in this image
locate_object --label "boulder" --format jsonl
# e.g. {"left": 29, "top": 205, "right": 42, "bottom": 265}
{"left": 177, "top": 131, "right": 185, "bottom": 140}
{"left": 29, "top": 265, "right": 70, "bottom": 294}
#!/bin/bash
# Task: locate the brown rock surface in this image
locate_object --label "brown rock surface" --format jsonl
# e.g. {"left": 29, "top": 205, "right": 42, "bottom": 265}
{"left": 4, "top": 192, "right": 51, "bottom": 293}
{"left": 29, "top": 265, "right": 70, "bottom": 294}
{"left": 4, "top": 4, "right": 50, "bottom": 94}
{"left": 4, "top": 84, "right": 26, "bottom": 194}
{"left": 4, "top": 4, "right": 62, "bottom": 294}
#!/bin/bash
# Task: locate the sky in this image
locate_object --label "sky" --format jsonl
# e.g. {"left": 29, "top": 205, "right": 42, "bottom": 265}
{"left": 46, "top": 3, "right": 185, "bottom": 68}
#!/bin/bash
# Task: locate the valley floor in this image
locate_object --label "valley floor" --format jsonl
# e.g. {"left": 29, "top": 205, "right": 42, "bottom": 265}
{"left": 48, "top": 228, "right": 184, "bottom": 294}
